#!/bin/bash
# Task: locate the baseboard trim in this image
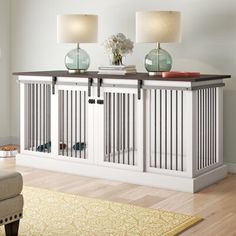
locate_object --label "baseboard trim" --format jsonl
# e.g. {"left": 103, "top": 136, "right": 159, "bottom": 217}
{"left": 16, "top": 153, "right": 228, "bottom": 193}
{"left": 226, "top": 163, "right": 236, "bottom": 174}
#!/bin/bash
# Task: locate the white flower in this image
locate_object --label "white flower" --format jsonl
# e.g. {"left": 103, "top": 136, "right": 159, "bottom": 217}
{"left": 103, "top": 33, "right": 134, "bottom": 56}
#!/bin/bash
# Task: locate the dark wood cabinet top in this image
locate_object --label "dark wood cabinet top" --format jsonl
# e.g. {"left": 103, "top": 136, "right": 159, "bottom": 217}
{"left": 13, "top": 70, "right": 231, "bottom": 82}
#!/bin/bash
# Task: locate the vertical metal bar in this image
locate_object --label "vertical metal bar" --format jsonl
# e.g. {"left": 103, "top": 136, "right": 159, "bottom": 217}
{"left": 45, "top": 85, "right": 49, "bottom": 152}
{"left": 45, "top": 84, "right": 47, "bottom": 152}
{"left": 203, "top": 89, "right": 205, "bottom": 168}
{"left": 165, "top": 90, "right": 167, "bottom": 169}
{"left": 199, "top": 89, "right": 201, "bottom": 169}
{"left": 39, "top": 84, "right": 42, "bottom": 150}
{"left": 117, "top": 93, "right": 120, "bottom": 163}
{"left": 197, "top": 90, "right": 199, "bottom": 170}
{"left": 214, "top": 88, "right": 217, "bottom": 163}
{"left": 176, "top": 90, "right": 178, "bottom": 171}
{"left": 108, "top": 93, "right": 110, "bottom": 159}
{"left": 113, "top": 93, "right": 116, "bottom": 163}
{"left": 160, "top": 90, "right": 162, "bottom": 168}
{"left": 170, "top": 90, "right": 173, "bottom": 170}
{"left": 211, "top": 88, "right": 213, "bottom": 165}
{"left": 84, "top": 91, "right": 86, "bottom": 159}
{"left": 36, "top": 84, "right": 38, "bottom": 151}
{"left": 211, "top": 88, "right": 214, "bottom": 165}
{"left": 58, "top": 90, "right": 60, "bottom": 153}
{"left": 213, "top": 88, "right": 215, "bottom": 163}
{"left": 25, "top": 85, "right": 28, "bottom": 150}
{"left": 133, "top": 94, "right": 135, "bottom": 165}
{"left": 45, "top": 85, "right": 48, "bottom": 153}
{"left": 49, "top": 86, "right": 51, "bottom": 152}
{"left": 44, "top": 85, "right": 46, "bottom": 152}
{"left": 28, "top": 84, "right": 31, "bottom": 150}
{"left": 32, "top": 84, "right": 35, "bottom": 151}
{"left": 79, "top": 91, "right": 82, "bottom": 158}
{"left": 43, "top": 84, "right": 46, "bottom": 152}
{"left": 120, "top": 94, "right": 122, "bottom": 152}
{"left": 75, "top": 91, "right": 77, "bottom": 157}
{"left": 154, "top": 90, "right": 157, "bottom": 168}
{"left": 123, "top": 93, "right": 125, "bottom": 164}
{"left": 207, "top": 88, "right": 211, "bottom": 166}
{"left": 108, "top": 93, "right": 111, "bottom": 162}
{"left": 205, "top": 89, "right": 208, "bottom": 166}
{"left": 181, "top": 91, "right": 183, "bottom": 171}
{"left": 66, "top": 90, "right": 69, "bottom": 156}
{"left": 205, "top": 89, "right": 207, "bottom": 167}
{"left": 71, "top": 91, "right": 73, "bottom": 157}
{"left": 62, "top": 91, "right": 64, "bottom": 156}
{"left": 209, "top": 88, "right": 212, "bottom": 165}
{"left": 41, "top": 84, "right": 43, "bottom": 152}
{"left": 127, "top": 94, "right": 130, "bottom": 165}
{"left": 59, "top": 89, "right": 62, "bottom": 153}
{"left": 206, "top": 89, "right": 208, "bottom": 166}
{"left": 213, "top": 88, "right": 215, "bottom": 164}
{"left": 28, "top": 84, "right": 32, "bottom": 150}
{"left": 105, "top": 93, "right": 107, "bottom": 156}
{"left": 48, "top": 85, "right": 51, "bottom": 153}
{"left": 201, "top": 89, "right": 204, "bottom": 169}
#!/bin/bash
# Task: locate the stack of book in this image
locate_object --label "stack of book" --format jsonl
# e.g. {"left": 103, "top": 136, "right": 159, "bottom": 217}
{"left": 98, "top": 65, "right": 137, "bottom": 75}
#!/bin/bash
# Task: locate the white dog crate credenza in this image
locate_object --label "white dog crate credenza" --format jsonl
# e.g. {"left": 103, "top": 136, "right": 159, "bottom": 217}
{"left": 14, "top": 71, "right": 230, "bottom": 192}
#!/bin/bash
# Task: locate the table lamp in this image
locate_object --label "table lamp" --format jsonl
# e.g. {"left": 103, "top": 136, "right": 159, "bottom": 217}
{"left": 57, "top": 14, "right": 98, "bottom": 73}
{"left": 136, "top": 11, "right": 181, "bottom": 76}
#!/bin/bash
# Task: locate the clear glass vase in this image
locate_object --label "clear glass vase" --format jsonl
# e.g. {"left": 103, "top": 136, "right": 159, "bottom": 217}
{"left": 110, "top": 51, "right": 123, "bottom": 65}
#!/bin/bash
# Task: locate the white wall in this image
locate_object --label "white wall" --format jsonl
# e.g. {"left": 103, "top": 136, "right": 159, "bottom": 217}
{"left": 10, "top": 0, "right": 236, "bottom": 163}
{"left": 0, "top": 0, "right": 10, "bottom": 144}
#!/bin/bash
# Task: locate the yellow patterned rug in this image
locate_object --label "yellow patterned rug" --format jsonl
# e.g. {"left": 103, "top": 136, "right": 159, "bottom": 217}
{"left": 0, "top": 186, "right": 202, "bottom": 236}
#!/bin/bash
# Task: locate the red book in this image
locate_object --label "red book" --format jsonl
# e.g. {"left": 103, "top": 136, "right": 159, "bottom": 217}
{"left": 162, "top": 71, "right": 200, "bottom": 78}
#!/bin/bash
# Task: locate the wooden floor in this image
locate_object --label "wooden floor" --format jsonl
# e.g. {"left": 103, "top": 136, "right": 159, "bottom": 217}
{"left": 1, "top": 158, "right": 236, "bottom": 236}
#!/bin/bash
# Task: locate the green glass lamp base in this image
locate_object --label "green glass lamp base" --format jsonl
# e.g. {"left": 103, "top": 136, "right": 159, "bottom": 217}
{"left": 65, "top": 47, "right": 90, "bottom": 73}
{"left": 145, "top": 47, "right": 172, "bottom": 76}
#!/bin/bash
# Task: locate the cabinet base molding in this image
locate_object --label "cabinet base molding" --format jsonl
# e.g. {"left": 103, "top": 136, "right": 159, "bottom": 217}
{"left": 16, "top": 154, "right": 227, "bottom": 193}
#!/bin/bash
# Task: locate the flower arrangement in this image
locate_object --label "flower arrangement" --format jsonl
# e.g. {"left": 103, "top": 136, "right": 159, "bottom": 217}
{"left": 103, "top": 33, "right": 134, "bottom": 65}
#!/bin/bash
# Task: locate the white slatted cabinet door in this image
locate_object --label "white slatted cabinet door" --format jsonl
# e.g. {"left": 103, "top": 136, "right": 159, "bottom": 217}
{"left": 96, "top": 85, "right": 144, "bottom": 172}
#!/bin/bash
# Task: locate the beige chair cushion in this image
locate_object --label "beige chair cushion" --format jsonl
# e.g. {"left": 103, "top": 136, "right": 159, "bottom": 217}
{"left": 0, "top": 170, "right": 23, "bottom": 201}
{"left": 0, "top": 194, "right": 23, "bottom": 222}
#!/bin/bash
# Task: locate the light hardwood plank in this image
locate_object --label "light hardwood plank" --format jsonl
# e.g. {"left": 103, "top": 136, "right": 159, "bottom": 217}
{"left": 1, "top": 157, "right": 236, "bottom": 235}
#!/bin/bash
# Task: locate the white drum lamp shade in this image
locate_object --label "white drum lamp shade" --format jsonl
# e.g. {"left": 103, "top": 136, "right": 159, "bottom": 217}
{"left": 136, "top": 11, "right": 181, "bottom": 43}
{"left": 57, "top": 14, "right": 98, "bottom": 43}
{"left": 57, "top": 14, "right": 98, "bottom": 73}
{"left": 136, "top": 11, "right": 181, "bottom": 75}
